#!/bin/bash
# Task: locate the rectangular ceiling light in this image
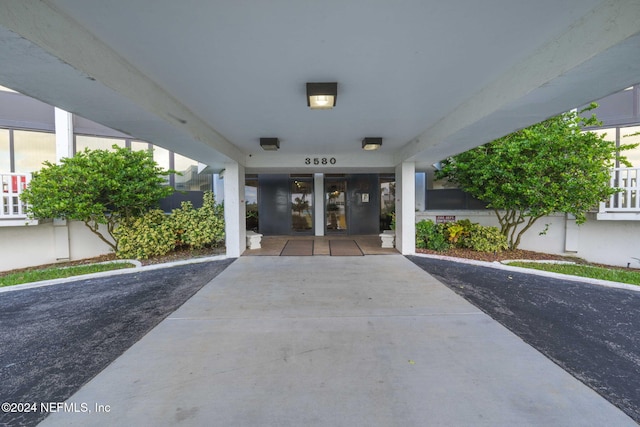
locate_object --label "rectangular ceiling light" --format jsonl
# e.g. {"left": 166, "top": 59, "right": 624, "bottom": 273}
{"left": 260, "top": 137, "right": 280, "bottom": 151}
{"left": 307, "top": 82, "right": 337, "bottom": 109}
{"left": 362, "top": 137, "right": 382, "bottom": 150}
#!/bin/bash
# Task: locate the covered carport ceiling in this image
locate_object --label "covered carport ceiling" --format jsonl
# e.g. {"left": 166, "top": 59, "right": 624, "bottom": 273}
{"left": 1, "top": 1, "right": 640, "bottom": 172}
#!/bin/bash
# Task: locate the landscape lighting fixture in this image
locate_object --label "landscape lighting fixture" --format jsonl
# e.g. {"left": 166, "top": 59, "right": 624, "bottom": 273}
{"left": 307, "top": 82, "right": 337, "bottom": 109}
{"left": 260, "top": 137, "right": 280, "bottom": 151}
{"left": 362, "top": 137, "right": 382, "bottom": 151}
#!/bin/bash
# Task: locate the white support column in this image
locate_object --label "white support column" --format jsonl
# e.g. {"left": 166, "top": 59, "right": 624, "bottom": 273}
{"left": 53, "top": 108, "right": 73, "bottom": 260}
{"left": 314, "top": 173, "right": 324, "bottom": 236}
{"left": 223, "top": 162, "right": 246, "bottom": 258}
{"left": 55, "top": 107, "right": 73, "bottom": 162}
{"left": 395, "top": 161, "right": 416, "bottom": 255}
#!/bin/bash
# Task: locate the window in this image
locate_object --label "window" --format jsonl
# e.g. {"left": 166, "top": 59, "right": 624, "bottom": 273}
{"left": 589, "top": 126, "right": 640, "bottom": 167}
{"left": 13, "top": 130, "right": 55, "bottom": 173}
{"left": 152, "top": 146, "right": 169, "bottom": 170}
{"left": 591, "top": 128, "right": 616, "bottom": 143}
{"left": 76, "top": 135, "right": 125, "bottom": 153}
{"left": 174, "top": 152, "right": 211, "bottom": 191}
{"left": 245, "top": 175, "right": 259, "bottom": 231}
{"left": 151, "top": 145, "right": 171, "bottom": 185}
{"left": 380, "top": 174, "right": 395, "bottom": 229}
{"left": 131, "top": 140, "right": 151, "bottom": 152}
{"left": 621, "top": 126, "right": 640, "bottom": 167}
{"left": 0, "top": 129, "right": 9, "bottom": 172}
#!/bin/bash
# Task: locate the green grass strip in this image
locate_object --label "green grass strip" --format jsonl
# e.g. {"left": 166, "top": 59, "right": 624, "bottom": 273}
{"left": 507, "top": 262, "right": 640, "bottom": 286}
{"left": 0, "top": 262, "right": 136, "bottom": 288}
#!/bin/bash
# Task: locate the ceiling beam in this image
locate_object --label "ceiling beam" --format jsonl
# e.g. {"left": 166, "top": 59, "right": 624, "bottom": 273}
{"left": 399, "top": 0, "right": 640, "bottom": 166}
{"left": 0, "top": 0, "right": 244, "bottom": 166}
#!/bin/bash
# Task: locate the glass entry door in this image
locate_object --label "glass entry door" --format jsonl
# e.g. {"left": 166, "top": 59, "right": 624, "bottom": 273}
{"left": 257, "top": 175, "right": 315, "bottom": 235}
{"left": 325, "top": 179, "right": 347, "bottom": 233}
{"left": 291, "top": 178, "right": 313, "bottom": 233}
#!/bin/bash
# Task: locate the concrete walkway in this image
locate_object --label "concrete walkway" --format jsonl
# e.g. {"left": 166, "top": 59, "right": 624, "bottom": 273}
{"left": 40, "top": 256, "right": 635, "bottom": 426}
{"left": 244, "top": 234, "right": 399, "bottom": 256}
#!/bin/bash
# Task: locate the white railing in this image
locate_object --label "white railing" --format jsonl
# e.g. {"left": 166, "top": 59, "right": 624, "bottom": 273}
{"left": 1, "top": 173, "right": 31, "bottom": 219}
{"left": 599, "top": 167, "right": 640, "bottom": 217}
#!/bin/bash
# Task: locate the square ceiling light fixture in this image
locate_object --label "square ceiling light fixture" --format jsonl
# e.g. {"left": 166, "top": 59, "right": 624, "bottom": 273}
{"left": 307, "top": 82, "right": 337, "bottom": 109}
{"left": 260, "top": 137, "right": 280, "bottom": 151}
{"left": 362, "top": 137, "right": 382, "bottom": 151}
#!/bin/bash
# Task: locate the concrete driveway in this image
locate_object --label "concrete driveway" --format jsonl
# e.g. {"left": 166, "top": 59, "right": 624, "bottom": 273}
{"left": 38, "top": 255, "right": 635, "bottom": 426}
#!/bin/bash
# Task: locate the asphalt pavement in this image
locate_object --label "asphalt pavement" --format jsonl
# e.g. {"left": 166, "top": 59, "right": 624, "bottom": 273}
{"left": 0, "top": 257, "right": 234, "bottom": 427}
{"left": 407, "top": 255, "right": 640, "bottom": 423}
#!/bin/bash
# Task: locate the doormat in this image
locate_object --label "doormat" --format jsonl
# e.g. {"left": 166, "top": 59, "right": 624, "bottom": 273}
{"left": 280, "top": 240, "right": 314, "bottom": 256}
{"left": 329, "top": 240, "right": 364, "bottom": 256}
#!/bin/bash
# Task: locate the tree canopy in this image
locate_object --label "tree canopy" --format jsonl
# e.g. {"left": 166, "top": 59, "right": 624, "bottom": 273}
{"left": 21, "top": 145, "right": 173, "bottom": 251}
{"left": 435, "top": 104, "right": 637, "bottom": 249}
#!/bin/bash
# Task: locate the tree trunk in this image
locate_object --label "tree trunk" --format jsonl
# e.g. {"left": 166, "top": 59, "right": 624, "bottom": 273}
{"left": 511, "top": 215, "right": 543, "bottom": 250}
{"left": 83, "top": 219, "right": 117, "bottom": 252}
{"left": 494, "top": 209, "right": 543, "bottom": 250}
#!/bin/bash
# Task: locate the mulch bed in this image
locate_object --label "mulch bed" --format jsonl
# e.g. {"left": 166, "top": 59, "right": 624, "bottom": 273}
{"left": 416, "top": 247, "right": 585, "bottom": 263}
{"left": 416, "top": 248, "right": 640, "bottom": 271}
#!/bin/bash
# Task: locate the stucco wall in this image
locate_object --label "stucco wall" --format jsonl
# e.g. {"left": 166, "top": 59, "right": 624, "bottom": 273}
{"left": 0, "top": 220, "right": 113, "bottom": 272}
{"left": 571, "top": 214, "right": 640, "bottom": 268}
{"left": 67, "top": 220, "right": 114, "bottom": 261}
{"left": 0, "top": 222, "right": 57, "bottom": 271}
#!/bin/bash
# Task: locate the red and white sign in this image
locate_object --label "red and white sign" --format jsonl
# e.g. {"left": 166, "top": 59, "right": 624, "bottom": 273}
{"left": 436, "top": 215, "right": 456, "bottom": 224}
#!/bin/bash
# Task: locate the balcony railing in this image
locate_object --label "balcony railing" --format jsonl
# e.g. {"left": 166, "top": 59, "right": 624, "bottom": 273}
{"left": 1, "top": 173, "right": 31, "bottom": 220}
{"left": 598, "top": 167, "right": 640, "bottom": 220}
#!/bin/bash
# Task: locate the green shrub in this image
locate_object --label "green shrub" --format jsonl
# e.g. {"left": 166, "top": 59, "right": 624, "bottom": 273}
{"left": 462, "top": 224, "right": 509, "bottom": 252}
{"left": 445, "top": 219, "right": 473, "bottom": 246}
{"left": 115, "top": 191, "right": 225, "bottom": 259}
{"left": 416, "top": 218, "right": 508, "bottom": 253}
{"left": 416, "top": 219, "right": 450, "bottom": 251}
{"left": 415, "top": 219, "right": 431, "bottom": 249}
{"left": 114, "top": 209, "right": 176, "bottom": 259}
{"left": 169, "top": 192, "right": 225, "bottom": 249}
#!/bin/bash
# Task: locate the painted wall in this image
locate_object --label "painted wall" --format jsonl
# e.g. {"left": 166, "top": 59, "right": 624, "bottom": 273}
{"left": 0, "top": 220, "right": 113, "bottom": 272}
{"left": 571, "top": 214, "right": 640, "bottom": 268}
{"left": 0, "top": 222, "right": 56, "bottom": 271}
{"left": 67, "top": 221, "right": 114, "bottom": 261}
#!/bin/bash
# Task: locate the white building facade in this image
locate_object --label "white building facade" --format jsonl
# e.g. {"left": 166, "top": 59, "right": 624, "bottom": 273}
{"left": 2, "top": 2, "right": 640, "bottom": 271}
